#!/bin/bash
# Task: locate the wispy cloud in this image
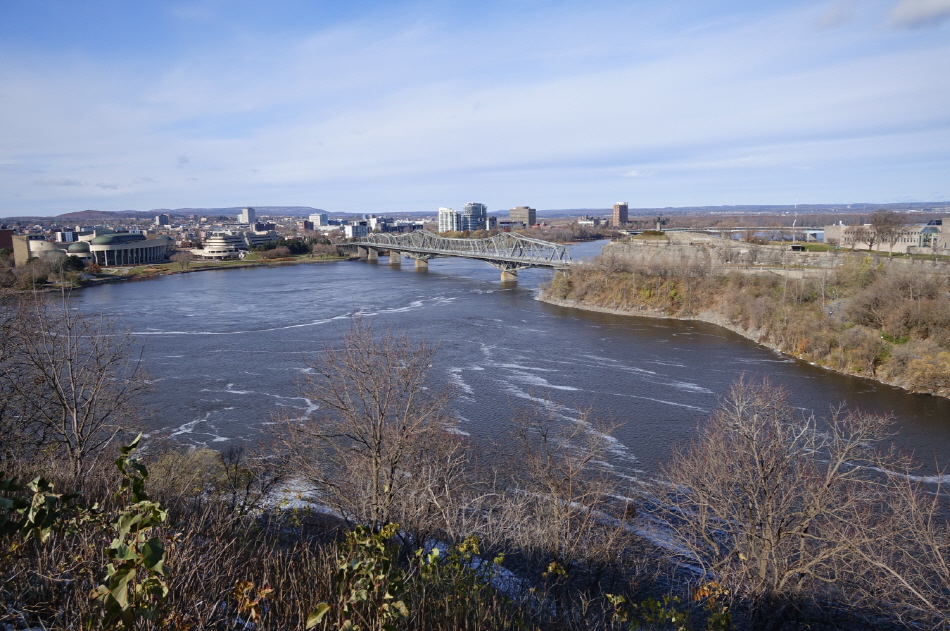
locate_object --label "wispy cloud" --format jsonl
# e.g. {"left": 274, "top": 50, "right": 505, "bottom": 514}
{"left": 33, "top": 178, "right": 83, "bottom": 187}
{"left": 889, "top": 0, "right": 950, "bottom": 28}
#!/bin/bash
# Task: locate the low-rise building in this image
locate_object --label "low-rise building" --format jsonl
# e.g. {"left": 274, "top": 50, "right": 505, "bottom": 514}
{"left": 193, "top": 232, "right": 247, "bottom": 260}
{"left": 823, "top": 218, "right": 950, "bottom": 255}
{"left": 14, "top": 231, "right": 174, "bottom": 267}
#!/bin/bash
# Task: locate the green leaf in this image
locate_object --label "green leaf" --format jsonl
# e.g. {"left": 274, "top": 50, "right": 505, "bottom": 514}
{"left": 306, "top": 602, "right": 330, "bottom": 629}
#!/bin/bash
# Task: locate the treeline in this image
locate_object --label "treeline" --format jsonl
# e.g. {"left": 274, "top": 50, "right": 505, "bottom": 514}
{"left": 544, "top": 252, "right": 950, "bottom": 396}
{"left": 0, "top": 251, "right": 89, "bottom": 289}
{"left": 250, "top": 237, "right": 343, "bottom": 260}
{"left": 1, "top": 296, "right": 949, "bottom": 630}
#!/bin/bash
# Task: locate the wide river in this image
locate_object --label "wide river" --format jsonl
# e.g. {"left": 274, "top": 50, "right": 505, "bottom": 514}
{"left": 73, "top": 241, "right": 950, "bottom": 478}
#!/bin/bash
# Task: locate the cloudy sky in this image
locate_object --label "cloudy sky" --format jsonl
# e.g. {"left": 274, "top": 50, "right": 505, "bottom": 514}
{"left": 1, "top": 0, "right": 948, "bottom": 216}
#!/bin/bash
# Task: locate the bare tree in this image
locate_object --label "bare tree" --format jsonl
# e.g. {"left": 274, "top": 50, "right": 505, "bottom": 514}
{"left": 274, "top": 320, "right": 462, "bottom": 538}
{"left": 493, "top": 406, "right": 630, "bottom": 577}
{"left": 170, "top": 251, "right": 195, "bottom": 270}
{"left": 842, "top": 226, "right": 866, "bottom": 251}
{"left": 832, "top": 467, "right": 950, "bottom": 629}
{"left": 3, "top": 292, "right": 147, "bottom": 477}
{"left": 0, "top": 299, "right": 49, "bottom": 465}
{"left": 871, "top": 209, "right": 905, "bottom": 257}
{"left": 651, "top": 376, "right": 895, "bottom": 630}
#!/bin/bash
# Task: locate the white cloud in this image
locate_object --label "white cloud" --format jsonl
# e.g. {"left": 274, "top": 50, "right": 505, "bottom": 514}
{"left": 0, "top": 2, "right": 948, "bottom": 214}
{"left": 815, "top": 2, "right": 855, "bottom": 29}
{"left": 889, "top": 0, "right": 950, "bottom": 27}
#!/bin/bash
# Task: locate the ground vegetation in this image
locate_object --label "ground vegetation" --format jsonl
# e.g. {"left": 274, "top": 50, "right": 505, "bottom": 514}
{"left": 544, "top": 250, "right": 950, "bottom": 396}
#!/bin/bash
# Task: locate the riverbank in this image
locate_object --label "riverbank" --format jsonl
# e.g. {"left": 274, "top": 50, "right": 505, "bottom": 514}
{"left": 540, "top": 253, "right": 950, "bottom": 400}
{"left": 538, "top": 294, "right": 884, "bottom": 384}
{"left": 76, "top": 254, "right": 351, "bottom": 287}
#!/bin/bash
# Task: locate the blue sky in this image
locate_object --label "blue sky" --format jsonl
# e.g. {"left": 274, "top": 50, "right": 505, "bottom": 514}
{"left": 1, "top": 0, "right": 948, "bottom": 216}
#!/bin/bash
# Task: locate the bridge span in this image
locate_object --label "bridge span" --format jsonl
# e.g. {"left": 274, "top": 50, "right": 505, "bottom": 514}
{"left": 348, "top": 230, "right": 572, "bottom": 281}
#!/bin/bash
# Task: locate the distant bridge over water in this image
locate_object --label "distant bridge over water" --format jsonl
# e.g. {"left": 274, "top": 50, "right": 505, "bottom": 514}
{"left": 348, "top": 230, "right": 572, "bottom": 281}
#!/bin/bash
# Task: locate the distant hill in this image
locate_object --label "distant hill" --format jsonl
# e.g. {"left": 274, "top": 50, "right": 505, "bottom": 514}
{"left": 46, "top": 206, "right": 329, "bottom": 220}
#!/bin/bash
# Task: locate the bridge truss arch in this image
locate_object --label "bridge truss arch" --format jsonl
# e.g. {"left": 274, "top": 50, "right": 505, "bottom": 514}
{"left": 351, "top": 230, "right": 572, "bottom": 280}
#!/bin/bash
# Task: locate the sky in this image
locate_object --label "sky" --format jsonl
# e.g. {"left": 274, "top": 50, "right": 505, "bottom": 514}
{"left": 1, "top": 0, "right": 949, "bottom": 217}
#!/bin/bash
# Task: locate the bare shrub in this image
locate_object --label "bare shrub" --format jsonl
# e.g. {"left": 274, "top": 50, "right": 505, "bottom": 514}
{"left": 0, "top": 293, "right": 146, "bottom": 477}
{"left": 261, "top": 246, "right": 292, "bottom": 259}
{"left": 652, "top": 377, "right": 896, "bottom": 630}
{"left": 274, "top": 320, "right": 464, "bottom": 542}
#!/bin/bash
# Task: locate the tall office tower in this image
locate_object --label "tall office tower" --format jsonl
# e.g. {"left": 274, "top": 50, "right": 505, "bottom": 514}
{"left": 309, "top": 213, "right": 329, "bottom": 226}
{"left": 461, "top": 202, "right": 488, "bottom": 231}
{"left": 509, "top": 206, "right": 536, "bottom": 227}
{"left": 154, "top": 214, "right": 170, "bottom": 226}
{"left": 438, "top": 207, "right": 461, "bottom": 232}
{"left": 239, "top": 207, "right": 256, "bottom": 224}
{"left": 612, "top": 202, "right": 628, "bottom": 227}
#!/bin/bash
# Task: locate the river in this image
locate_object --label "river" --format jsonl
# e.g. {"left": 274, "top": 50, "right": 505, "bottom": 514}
{"left": 72, "top": 241, "right": 950, "bottom": 478}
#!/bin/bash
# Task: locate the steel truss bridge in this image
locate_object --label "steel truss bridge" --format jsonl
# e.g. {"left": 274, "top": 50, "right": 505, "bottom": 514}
{"left": 349, "top": 230, "right": 572, "bottom": 281}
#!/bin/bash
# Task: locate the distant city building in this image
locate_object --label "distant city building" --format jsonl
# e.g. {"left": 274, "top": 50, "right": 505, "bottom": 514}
{"left": 612, "top": 202, "right": 628, "bottom": 227}
{"left": 245, "top": 230, "right": 279, "bottom": 248}
{"left": 299, "top": 220, "right": 314, "bottom": 231}
{"left": 155, "top": 214, "right": 170, "bottom": 226}
{"left": 368, "top": 216, "right": 394, "bottom": 231}
{"left": 193, "top": 232, "right": 247, "bottom": 260}
{"left": 14, "top": 231, "right": 174, "bottom": 267}
{"left": 578, "top": 216, "right": 601, "bottom": 228}
{"left": 238, "top": 207, "right": 256, "bottom": 224}
{"left": 509, "top": 206, "right": 536, "bottom": 227}
{"left": 461, "top": 202, "right": 488, "bottom": 231}
{"left": 54, "top": 231, "right": 77, "bottom": 243}
{"left": 254, "top": 222, "right": 276, "bottom": 231}
{"left": 344, "top": 224, "right": 368, "bottom": 239}
{"left": 308, "top": 213, "right": 329, "bottom": 226}
{"left": 824, "top": 218, "right": 950, "bottom": 254}
{"left": 438, "top": 207, "right": 462, "bottom": 233}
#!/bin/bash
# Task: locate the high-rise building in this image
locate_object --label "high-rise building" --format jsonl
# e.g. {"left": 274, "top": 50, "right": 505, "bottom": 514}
{"left": 438, "top": 207, "right": 461, "bottom": 233}
{"left": 612, "top": 202, "right": 628, "bottom": 227}
{"left": 461, "top": 202, "right": 488, "bottom": 231}
{"left": 309, "top": 213, "right": 329, "bottom": 226}
{"left": 509, "top": 206, "right": 536, "bottom": 227}
{"left": 239, "top": 207, "right": 256, "bottom": 224}
{"left": 154, "top": 214, "right": 170, "bottom": 226}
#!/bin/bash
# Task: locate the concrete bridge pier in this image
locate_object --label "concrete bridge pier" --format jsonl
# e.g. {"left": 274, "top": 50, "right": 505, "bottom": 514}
{"left": 367, "top": 248, "right": 379, "bottom": 262}
{"left": 414, "top": 258, "right": 428, "bottom": 270}
{"left": 389, "top": 251, "right": 401, "bottom": 266}
{"left": 500, "top": 269, "right": 518, "bottom": 282}
{"left": 356, "top": 246, "right": 368, "bottom": 260}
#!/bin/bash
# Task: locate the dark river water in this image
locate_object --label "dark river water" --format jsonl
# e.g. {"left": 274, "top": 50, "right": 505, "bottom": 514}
{"left": 73, "top": 241, "right": 950, "bottom": 479}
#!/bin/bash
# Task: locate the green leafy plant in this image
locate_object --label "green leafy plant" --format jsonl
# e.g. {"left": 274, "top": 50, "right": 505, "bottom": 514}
{"left": 607, "top": 593, "right": 692, "bottom": 630}
{"left": 91, "top": 434, "right": 171, "bottom": 629}
{"left": 0, "top": 473, "right": 97, "bottom": 545}
{"left": 307, "top": 523, "right": 408, "bottom": 631}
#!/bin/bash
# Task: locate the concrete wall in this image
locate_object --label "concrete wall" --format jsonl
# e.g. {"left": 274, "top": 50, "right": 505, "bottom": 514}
{"left": 603, "top": 233, "right": 950, "bottom": 276}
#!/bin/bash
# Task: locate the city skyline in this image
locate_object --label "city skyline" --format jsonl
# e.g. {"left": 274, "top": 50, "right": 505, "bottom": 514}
{"left": 1, "top": 0, "right": 949, "bottom": 217}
